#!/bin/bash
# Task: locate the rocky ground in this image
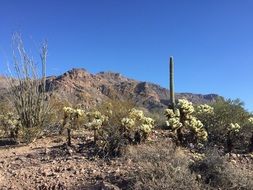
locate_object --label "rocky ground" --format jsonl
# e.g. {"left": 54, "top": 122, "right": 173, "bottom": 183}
{"left": 0, "top": 133, "right": 136, "bottom": 190}
{"left": 0, "top": 130, "right": 253, "bottom": 190}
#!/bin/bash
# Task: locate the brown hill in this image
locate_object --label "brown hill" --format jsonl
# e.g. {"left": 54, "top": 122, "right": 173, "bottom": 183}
{"left": 43, "top": 68, "right": 220, "bottom": 111}
{"left": 0, "top": 69, "right": 221, "bottom": 111}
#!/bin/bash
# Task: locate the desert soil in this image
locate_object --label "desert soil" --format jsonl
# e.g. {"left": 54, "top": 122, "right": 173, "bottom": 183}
{"left": 0, "top": 133, "right": 135, "bottom": 190}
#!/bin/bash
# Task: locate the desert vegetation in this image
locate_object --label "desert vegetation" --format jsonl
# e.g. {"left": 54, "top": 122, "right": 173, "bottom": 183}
{"left": 0, "top": 37, "right": 253, "bottom": 190}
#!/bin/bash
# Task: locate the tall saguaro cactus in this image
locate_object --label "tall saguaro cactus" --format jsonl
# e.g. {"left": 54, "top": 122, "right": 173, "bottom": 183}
{"left": 169, "top": 56, "right": 175, "bottom": 112}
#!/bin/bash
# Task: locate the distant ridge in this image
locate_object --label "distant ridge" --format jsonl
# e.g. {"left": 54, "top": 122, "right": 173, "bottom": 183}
{"left": 0, "top": 68, "right": 221, "bottom": 111}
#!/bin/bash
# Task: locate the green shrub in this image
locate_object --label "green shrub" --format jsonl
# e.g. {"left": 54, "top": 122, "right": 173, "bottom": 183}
{"left": 207, "top": 99, "right": 250, "bottom": 152}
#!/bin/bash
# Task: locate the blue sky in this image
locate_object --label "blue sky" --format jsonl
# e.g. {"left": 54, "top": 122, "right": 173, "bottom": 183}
{"left": 0, "top": 0, "right": 252, "bottom": 111}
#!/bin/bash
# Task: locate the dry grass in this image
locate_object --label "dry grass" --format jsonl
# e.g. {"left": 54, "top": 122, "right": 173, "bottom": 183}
{"left": 125, "top": 141, "right": 253, "bottom": 190}
{"left": 126, "top": 140, "right": 201, "bottom": 190}
{"left": 190, "top": 148, "right": 253, "bottom": 190}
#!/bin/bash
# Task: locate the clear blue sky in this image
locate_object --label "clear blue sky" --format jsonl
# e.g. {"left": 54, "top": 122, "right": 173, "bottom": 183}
{"left": 0, "top": 0, "right": 252, "bottom": 111}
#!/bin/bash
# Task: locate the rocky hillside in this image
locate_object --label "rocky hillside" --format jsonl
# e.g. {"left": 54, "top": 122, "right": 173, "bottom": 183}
{"left": 0, "top": 68, "right": 221, "bottom": 111}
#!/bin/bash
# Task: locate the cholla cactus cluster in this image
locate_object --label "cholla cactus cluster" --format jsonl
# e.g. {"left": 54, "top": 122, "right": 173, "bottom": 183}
{"left": 62, "top": 107, "right": 86, "bottom": 145}
{"left": 0, "top": 112, "right": 21, "bottom": 138}
{"left": 121, "top": 118, "right": 135, "bottom": 130}
{"left": 196, "top": 104, "right": 214, "bottom": 115}
{"left": 229, "top": 123, "right": 241, "bottom": 133}
{"left": 165, "top": 108, "right": 181, "bottom": 130}
{"left": 165, "top": 99, "right": 209, "bottom": 142}
{"left": 121, "top": 108, "right": 155, "bottom": 137}
{"left": 177, "top": 99, "right": 195, "bottom": 115}
{"left": 248, "top": 117, "right": 253, "bottom": 125}
{"left": 63, "top": 107, "right": 85, "bottom": 120}
{"left": 86, "top": 111, "right": 108, "bottom": 130}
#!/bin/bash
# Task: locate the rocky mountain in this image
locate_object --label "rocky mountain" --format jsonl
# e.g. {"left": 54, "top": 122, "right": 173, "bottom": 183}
{"left": 0, "top": 68, "right": 221, "bottom": 111}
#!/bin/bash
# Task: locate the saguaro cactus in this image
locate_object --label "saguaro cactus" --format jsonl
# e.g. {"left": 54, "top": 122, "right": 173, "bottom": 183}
{"left": 169, "top": 56, "right": 175, "bottom": 112}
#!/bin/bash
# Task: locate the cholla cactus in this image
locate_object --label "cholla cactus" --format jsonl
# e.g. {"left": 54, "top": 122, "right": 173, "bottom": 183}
{"left": 165, "top": 99, "right": 209, "bottom": 144}
{"left": 129, "top": 108, "right": 144, "bottom": 120}
{"left": 226, "top": 123, "right": 241, "bottom": 153}
{"left": 248, "top": 117, "right": 253, "bottom": 152}
{"left": 196, "top": 104, "right": 214, "bottom": 115}
{"left": 141, "top": 116, "right": 155, "bottom": 134}
{"left": 121, "top": 118, "right": 135, "bottom": 130}
{"left": 85, "top": 110, "right": 107, "bottom": 143}
{"left": 166, "top": 117, "right": 182, "bottom": 130}
{"left": 86, "top": 111, "right": 107, "bottom": 130}
{"left": 63, "top": 107, "right": 85, "bottom": 119}
{"left": 248, "top": 117, "right": 253, "bottom": 125}
{"left": 228, "top": 123, "right": 241, "bottom": 133}
{"left": 184, "top": 116, "right": 203, "bottom": 132}
{"left": 63, "top": 106, "right": 85, "bottom": 146}
{"left": 121, "top": 108, "right": 154, "bottom": 142}
{"left": 165, "top": 108, "right": 180, "bottom": 118}
{"left": 178, "top": 99, "right": 195, "bottom": 114}
{"left": 0, "top": 112, "right": 21, "bottom": 139}
{"left": 165, "top": 108, "right": 181, "bottom": 130}
{"left": 197, "top": 129, "right": 208, "bottom": 141}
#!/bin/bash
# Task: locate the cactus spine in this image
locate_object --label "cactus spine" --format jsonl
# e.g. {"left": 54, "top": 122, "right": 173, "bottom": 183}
{"left": 169, "top": 56, "right": 175, "bottom": 112}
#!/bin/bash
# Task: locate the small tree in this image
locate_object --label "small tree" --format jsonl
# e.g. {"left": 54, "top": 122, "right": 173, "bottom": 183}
{"left": 6, "top": 33, "right": 50, "bottom": 143}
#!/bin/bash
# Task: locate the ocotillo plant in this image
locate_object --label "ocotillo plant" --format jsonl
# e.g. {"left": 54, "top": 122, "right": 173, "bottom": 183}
{"left": 169, "top": 56, "right": 175, "bottom": 112}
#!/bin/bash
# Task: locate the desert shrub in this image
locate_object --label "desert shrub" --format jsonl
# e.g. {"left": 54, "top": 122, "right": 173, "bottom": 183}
{"left": 89, "top": 100, "right": 155, "bottom": 157}
{"left": 165, "top": 99, "right": 209, "bottom": 147}
{"left": 146, "top": 108, "right": 167, "bottom": 129}
{"left": 190, "top": 148, "right": 253, "bottom": 189}
{"left": 5, "top": 34, "right": 51, "bottom": 143}
{"left": 45, "top": 95, "right": 72, "bottom": 134}
{"left": 92, "top": 100, "right": 134, "bottom": 157}
{"left": 127, "top": 141, "right": 201, "bottom": 190}
{"left": 207, "top": 99, "right": 251, "bottom": 152}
